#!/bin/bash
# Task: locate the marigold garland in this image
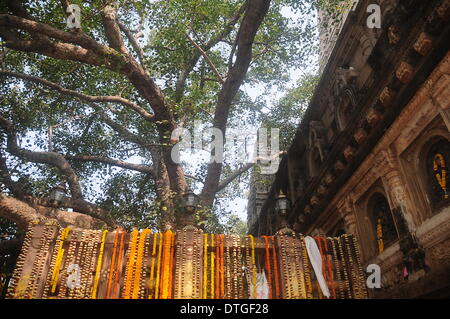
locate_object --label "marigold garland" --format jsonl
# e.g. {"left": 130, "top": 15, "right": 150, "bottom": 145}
{"left": 376, "top": 219, "right": 384, "bottom": 253}
{"left": 315, "top": 237, "right": 327, "bottom": 299}
{"left": 248, "top": 234, "right": 257, "bottom": 299}
{"left": 203, "top": 233, "right": 208, "bottom": 299}
{"left": 262, "top": 236, "right": 272, "bottom": 299}
{"left": 323, "top": 238, "right": 336, "bottom": 299}
{"left": 215, "top": 234, "right": 220, "bottom": 299}
{"left": 148, "top": 232, "right": 158, "bottom": 299}
{"left": 132, "top": 229, "right": 150, "bottom": 299}
{"left": 270, "top": 237, "right": 280, "bottom": 299}
{"left": 106, "top": 228, "right": 120, "bottom": 299}
{"left": 91, "top": 229, "right": 108, "bottom": 299}
{"left": 160, "top": 230, "right": 173, "bottom": 299}
{"left": 434, "top": 153, "right": 448, "bottom": 198}
{"left": 112, "top": 230, "right": 126, "bottom": 298}
{"left": 168, "top": 231, "right": 175, "bottom": 299}
{"left": 123, "top": 229, "right": 139, "bottom": 299}
{"left": 210, "top": 233, "right": 215, "bottom": 299}
{"left": 220, "top": 234, "right": 225, "bottom": 298}
{"left": 154, "top": 231, "right": 163, "bottom": 298}
{"left": 50, "top": 227, "right": 71, "bottom": 293}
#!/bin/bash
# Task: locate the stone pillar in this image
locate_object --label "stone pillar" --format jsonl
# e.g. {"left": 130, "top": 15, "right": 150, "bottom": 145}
{"left": 337, "top": 196, "right": 358, "bottom": 236}
{"left": 381, "top": 148, "right": 417, "bottom": 233}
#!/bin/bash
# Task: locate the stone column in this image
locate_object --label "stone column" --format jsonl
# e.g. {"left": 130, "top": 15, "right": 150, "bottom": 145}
{"left": 381, "top": 148, "right": 417, "bottom": 233}
{"left": 337, "top": 196, "right": 358, "bottom": 236}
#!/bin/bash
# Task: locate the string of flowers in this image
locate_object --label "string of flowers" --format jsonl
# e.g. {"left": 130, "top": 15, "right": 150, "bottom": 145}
{"left": 215, "top": 234, "right": 220, "bottom": 299}
{"left": 112, "top": 230, "right": 126, "bottom": 299}
{"left": 133, "top": 229, "right": 151, "bottom": 299}
{"left": 106, "top": 229, "right": 120, "bottom": 299}
{"left": 248, "top": 234, "right": 257, "bottom": 299}
{"left": 50, "top": 227, "right": 71, "bottom": 293}
{"left": 160, "top": 230, "right": 173, "bottom": 299}
{"left": 168, "top": 231, "right": 175, "bottom": 299}
{"left": 220, "top": 234, "right": 225, "bottom": 298}
{"left": 148, "top": 232, "right": 158, "bottom": 299}
{"left": 271, "top": 236, "right": 280, "bottom": 298}
{"left": 262, "top": 236, "right": 272, "bottom": 299}
{"left": 315, "top": 237, "right": 327, "bottom": 299}
{"left": 123, "top": 229, "right": 139, "bottom": 299}
{"left": 203, "top": 233, "right": 208, "bottom": 299}
{"left": 434, "top": 153, "right": 448, "bottom": 198}
{"left": 376, "top": 218, "right": 384, "bottom": 253}
{"left": 91, "top": 230, "right": 108, "bottom": 298}
{"left": 210, "top": 233, "right": 215, "bottom": 299}
{"left": 324, "top": 238, "right": 337, "bottom": 299}
{"left": 154, "top": 231, "right": 163, "bottom": 298}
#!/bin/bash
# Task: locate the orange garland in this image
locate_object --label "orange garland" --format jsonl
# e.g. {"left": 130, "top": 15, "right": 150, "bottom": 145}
{"left": 106, "top": 228, "right": 120, "bottom": 299}
{"left": 160, "top": 230, "right": 173, "bottom": 299}
{"left": 168, "top": 231, "right": 175, "bottom": 299}
{"left": 262, "top": 236, "right": 272, "bottom": 299}
{"left": 148, "top": 232, "right": 158, "bottom": 299}
{"left": 434, "top": 153, "right": 448, "bottom": 198}
{"left": 210, "top": 233, "right": 215, "bottom": 299}
{"left": 154, "top": 231, "right": 163, "bottom": 299}
{"left": 271, "top": 237, "right": 280, "bottom": 299}
{"left": 124, "top": 229, "right": 139, "bottom": 299}
{"left": 112, "top": 230, "right": 126, "bottom": 298}
{"left": 132, "top": 229, "right": 151, "bottom": 299}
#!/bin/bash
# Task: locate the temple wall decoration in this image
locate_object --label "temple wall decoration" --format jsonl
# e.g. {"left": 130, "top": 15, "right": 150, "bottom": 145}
{"left": 6, "top": 225, "right": 367, "bottom": 299}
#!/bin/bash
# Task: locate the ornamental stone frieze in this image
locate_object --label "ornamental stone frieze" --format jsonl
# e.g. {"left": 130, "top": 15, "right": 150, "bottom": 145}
{"left": 416, "top": 208, "right": 450, "bottom": 251}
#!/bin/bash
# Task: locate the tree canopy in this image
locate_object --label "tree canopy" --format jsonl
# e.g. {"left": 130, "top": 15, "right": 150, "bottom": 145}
{"left": 0, "top": 0, "right": 327, "bottom": 232}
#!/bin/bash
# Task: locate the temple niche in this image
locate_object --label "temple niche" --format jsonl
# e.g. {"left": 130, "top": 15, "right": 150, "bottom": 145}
{"left": 249, "top": 0, "right": 450, "bottom": 298}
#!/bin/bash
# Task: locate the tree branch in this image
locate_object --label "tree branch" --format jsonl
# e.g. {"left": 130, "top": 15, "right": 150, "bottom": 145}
{"left": 174, "top": 1, "right": 247, "bottom": 102}
{"left": 100, "top": 5, "right": 129, "bottom": 55}
{"left": 201, "top": 0, "right": 271, "bottom": 207}
{"left": 0, "top": 70, "right": 155, "bottom": 122}
{"left": 0, "top": 194, "right": 107, "bottom": 231}
{"left": 0, "top": 115, "right": 83, "bottom": 200}
{"left": 186, "top": 33, "right": 225, "bottom": 85}
{"left": 65, "top": 154, "right": 155, "bottom": 177}
{"left": 117, "top": 20, "right": 147, "bottom": 71}
{"left": 216, "top": 162, "right": 255, "bottom": 193}
{"left": 0, "top": 150, "right": 27, "bottom": 199}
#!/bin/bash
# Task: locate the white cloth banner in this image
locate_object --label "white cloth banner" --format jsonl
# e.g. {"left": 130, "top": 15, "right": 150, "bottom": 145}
{"left": 250, "top": 271, "right": 270, "bottom": 299}
{"left": 304, "top": 236, "right": 331, "bottom": 298}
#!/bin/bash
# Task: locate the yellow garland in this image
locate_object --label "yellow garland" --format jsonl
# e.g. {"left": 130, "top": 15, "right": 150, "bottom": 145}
{"left": 91, "top": 230, "right": 108, "bottom": 298}
{"left": 124, "top": 229, "right": 139, "bottom": 299}
{"left": 148, "top": 232, "right": 158, "bottom": 299}
{"left": 248, "top": 234, "right": 257, "bottom": 299}
{"left": 211, "top": 233, "right": 215, "bottom": 299}
{"left": 154, "top": 231, "right": 163, "bottom": 299}
{"left": 161, "top": 230, "right": 173, "bottom": 299}
{"left": 132, "top": 229, "right": 150, "bottom": 299}
{"left": 377, "top": 218, "right": 384, "bottom": 253}
{"left": 50, "top": 227, "right": 71, "bottom": 293}
{"left": 434, "top": 153, "right": 448, "bottom": 198}
{"left": 203, "top": 233, "right": 208, "bottom": 299}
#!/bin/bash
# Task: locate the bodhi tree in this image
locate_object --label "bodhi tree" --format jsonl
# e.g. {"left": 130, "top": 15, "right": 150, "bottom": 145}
{"left": 0, "top": 0, "right": 322, "bottom": 234}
